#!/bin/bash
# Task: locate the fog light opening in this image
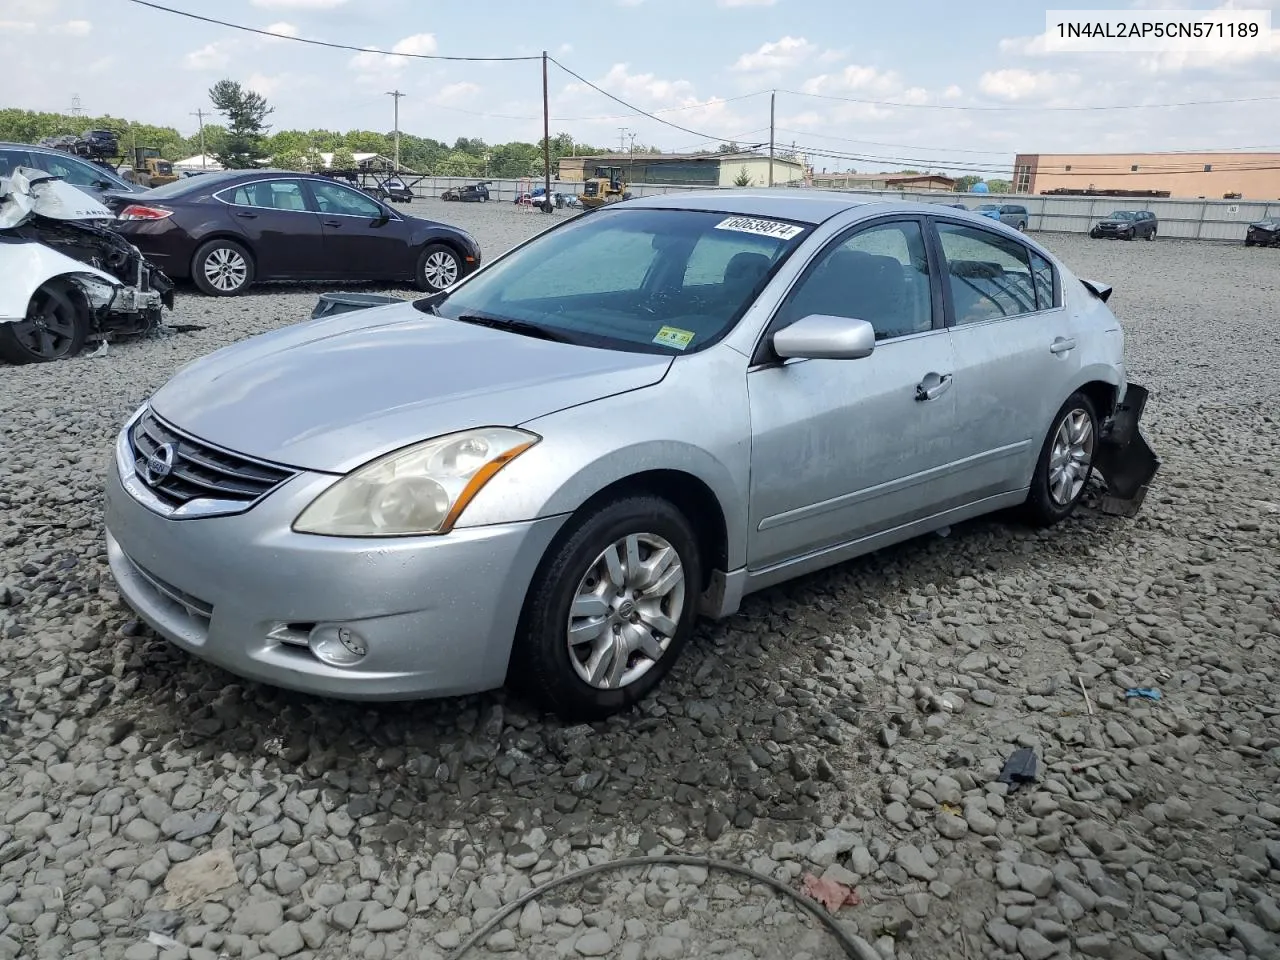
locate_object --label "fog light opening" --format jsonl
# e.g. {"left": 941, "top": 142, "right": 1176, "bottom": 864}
{"left": 308, "top": 623, "right": 369, "bottom": 667}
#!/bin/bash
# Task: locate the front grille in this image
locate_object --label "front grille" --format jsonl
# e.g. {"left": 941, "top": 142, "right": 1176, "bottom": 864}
{"left": 130, "top": 408, "right": 295, "bottom": 509}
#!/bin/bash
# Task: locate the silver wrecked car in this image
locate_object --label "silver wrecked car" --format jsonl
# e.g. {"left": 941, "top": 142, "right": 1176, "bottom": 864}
{"left": 103, "top": 191, "right": 1159, "bottom": 719}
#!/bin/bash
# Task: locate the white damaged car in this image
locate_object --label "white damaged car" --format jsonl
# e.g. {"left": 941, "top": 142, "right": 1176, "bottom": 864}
{"left": 0, "top": 166, "right": 174, "bottom": 364}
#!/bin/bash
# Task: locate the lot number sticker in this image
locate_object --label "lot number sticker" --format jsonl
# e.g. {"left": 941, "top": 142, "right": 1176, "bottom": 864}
{"left": 714, "top": 216, "right": 804, "bottom": 240}
{"left": 653, "top": 326, "right": 695, "bottom": 350}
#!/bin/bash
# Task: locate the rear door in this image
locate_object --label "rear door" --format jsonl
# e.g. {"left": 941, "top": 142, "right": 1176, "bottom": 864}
{"left": 214, "top": 178, "right": 326, "bottom": 278}
{"left": 928, "top": 217, "right": 1079, "bottom": 500}
{"left": 304, "top": 179, "right": 412, "bottom": 280}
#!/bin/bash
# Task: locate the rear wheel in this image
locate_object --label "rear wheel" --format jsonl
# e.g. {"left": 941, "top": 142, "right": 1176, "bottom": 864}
{"left": 192, "top": 239, "right": 254, "bottom": 296}
{"left": 1022, "top": 392, "right": 1099, "bottom": 527}
{"left": 510, "top": 496, "right": 702, "bottom": 720}
{"left": 414, "top": 243, "right": 461, "bottom": 293}
{"left": 1146, "top": 226, "right": 1156, "bottom": 240}
{"left": 0, "top": 281, "right": 88, "bottom": 364}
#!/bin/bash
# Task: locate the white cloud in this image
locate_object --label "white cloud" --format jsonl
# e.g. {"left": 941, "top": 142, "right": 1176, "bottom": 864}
{"left": 732, "top": 36, "right": 834, "bottom": 72}
{"left": 245, "top": 72, "right": 288, "bottom": 97}
{"left": 943, "top": 84, "right": 963, "bottom": 99}
{"left": 557, "top": 43, "right": 573, "bottom": 54}
{"left": 185, "top": 42, "right": 231, "bottom": 70}
{"left": 264, "top": 21, "right": 299, "bottom": 38}
{"left": 433, "top": 81, "right": 481, "bottom": 106}
{"left": 53, "top": 19, "right": 91, "bottom": 35}
{"left": 391, "top": 33, "right": 437, "bottom": 56}
{"left": 978, "top": 68, "right": 1079, "bottom": 101}
{"left": 801, "top": 64, "right": 905, "bottom": 97}
{"left": 250, "top": 0, "right": 347, "bottom": 9}
{"left": 0, "top": 20, "right": 36, "bottom": 33}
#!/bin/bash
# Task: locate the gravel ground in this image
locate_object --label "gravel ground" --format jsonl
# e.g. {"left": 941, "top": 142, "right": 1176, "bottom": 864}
{"left": 1, "top": 201, "right": 1278, "bottom": 960}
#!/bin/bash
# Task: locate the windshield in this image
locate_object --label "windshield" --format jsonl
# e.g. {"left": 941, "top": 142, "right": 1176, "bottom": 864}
{"left": 1107, "top": 211, "right": 1137, "bottom": 220}
{"left": 422, "top": 207, "right": 812, "bottom": 354}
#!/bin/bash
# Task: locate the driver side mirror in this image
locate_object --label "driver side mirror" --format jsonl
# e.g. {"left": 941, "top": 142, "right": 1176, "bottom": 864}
{"left": 772, "top": 314, "right": 875, "bottom": 361}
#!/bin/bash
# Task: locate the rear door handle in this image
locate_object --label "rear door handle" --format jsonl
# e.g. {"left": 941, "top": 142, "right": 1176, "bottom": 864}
{"left": 915, "top": 372, "right": 953, "bottom": 402}
{"left": 235, "top": 211, "right": 257, "bottom": 219}
{"left": 1050, "top": 337, "right": 1076, "bottom": 354}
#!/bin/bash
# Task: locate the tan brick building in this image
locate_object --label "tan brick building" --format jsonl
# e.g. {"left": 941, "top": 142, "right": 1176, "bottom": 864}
{"left": 1013, "top": 152, "right": 1280, "bottom": 200}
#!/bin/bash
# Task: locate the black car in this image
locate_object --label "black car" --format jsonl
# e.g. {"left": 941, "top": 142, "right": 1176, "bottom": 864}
{"left": 369, "top": 177, "right": 414, "bottom": 203}
{"left": 441, "top": 181, "right": 491, "bottom": 202}
{"left": 78, "top": 129, "right": 121, "bottom": 161}
{"left": 1245, "top": 219, "right": 1280, "bottom": 247}
{"left": 103, "top": 170, "right": 481, "bottom": 297}
{"left": 1, "top": 141, "right": 143, "bottom": 205}
{"left": 1090, "top": 210, "right": 1158, "bottom": 240}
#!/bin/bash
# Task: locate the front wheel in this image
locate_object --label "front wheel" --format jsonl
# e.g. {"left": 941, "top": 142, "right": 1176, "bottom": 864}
{"left": 510, "top": 496, "right": 703, "bottom": 720}
{"left": 1147, "top": 227, "right": 1156, "bottom": 241}
{"left": 1022, "top": 392, "right": 1099, "bottom": 527}
{"left": 0, "top": 281, "right": 88, "bottom": 364}
{"left": 414, "top": 243, "right": 461, "bottom": 293}
{"left": 192, "top": 239, "right": 254, "bottom": 296}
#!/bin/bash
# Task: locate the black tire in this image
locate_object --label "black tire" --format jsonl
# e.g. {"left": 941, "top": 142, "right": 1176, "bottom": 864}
{"left": 1022, "top": 392, "right": 1099, "bottom": 527}
{"left": 191, "top": 239, "right": 254, "bottom": 296}
{"left": 413, "top": 243, "right": 461, "bottom": 293}
{"left": 1245, "top": 238, "right": 1255, "bottom": 247}
{"left": 1146, "top": 227, "right": 1156, "bottom": 240}
{"left": 1124, "top": 230, "right": 1135, "bottom": 241}
{"left": 0, "top": 281, "right": 88, "bottom": 364}
{"left": 510, "top": 495, "right": 703, "bottom": 721}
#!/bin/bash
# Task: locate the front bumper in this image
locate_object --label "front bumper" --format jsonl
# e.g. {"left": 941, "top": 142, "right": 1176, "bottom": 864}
{"left": 1094, "top": 381, "right": 1160, "bottom": 517}
{"left": 104, "top": 424, "right": 566, "bottom": 701}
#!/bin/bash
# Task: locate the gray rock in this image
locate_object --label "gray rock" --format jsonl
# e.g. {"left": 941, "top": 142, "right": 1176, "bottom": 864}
{"left": 519, "top": 901, "right": 543, "bottom": 936}
{"left": 367, "top": 907, "right": 408, "bottom": 932}
{"left": 1076, "top": 933, "right": 1113, "bottom": 958}
{"left": 274, "top": 862, "right": 307, "bottom": 895}
{"left": 936, "top": 813, "right": 967, "bottom": 840}
{"left": 986, "top": 919, "right": 1019, "bottom": 952}
{"left": 575, "top": 930, "right": 614, "bottom": 956}
{"left": 1017, "top": 927, "right": 1058, "bottom": 960}
{"left": 231, "top": 900, "right": 283, "bottom": 936}
{"left": 330, "top": 901, "right": 363, "bottom": 932}
{"left": 1254, "top": 897, "right": 1280, "bottom": 933}
{"left": 1130, "top": 933, "right": 1169, "bottom": 958}
{"left": 1231, "top": 919, "right": 1280, "bottom": 959}
{"left": 263, "top": 921, "right": 305, "bottom": 957}
{"left": 1014, "top": 862, "right": 1055, "bottom": 898}
{"left": 487, "top": 929, "right": 516, "bottom": 952}
{"left": 894, "top": 844, "right": 937, "bottom": 881}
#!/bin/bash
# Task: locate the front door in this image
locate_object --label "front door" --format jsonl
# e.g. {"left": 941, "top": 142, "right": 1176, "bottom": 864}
{"left": 217, "top": 178, "right": 326, "bottom": 278}
{"left": 931, "top": 218, "right": 1081, "bottom": 500}
{"left": 746, "top": 217, "right": 962, "bottom": 570}
{"left": 305, "top": 179, "right": 410, "bottom": 281}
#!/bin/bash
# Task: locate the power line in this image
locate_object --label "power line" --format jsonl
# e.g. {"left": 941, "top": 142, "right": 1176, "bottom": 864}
{"left": 425, "top": 90, "right": 769, "bottom": 124}
{"left": 547, "top": 56, "right": 741, "bottom": 144}
{"left": 122, "top": 0, "right": 540, "bottom": 61}
{"left": 778, "top": 87, "right": 1280, "bottom": 112}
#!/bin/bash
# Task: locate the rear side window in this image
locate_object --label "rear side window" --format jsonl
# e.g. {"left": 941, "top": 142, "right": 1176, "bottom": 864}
{"left": 1029, "top": 251, "right": 1058, "bottom": 310}
{"left": 935, "top": 221, "right": 1039, "bottom": 324}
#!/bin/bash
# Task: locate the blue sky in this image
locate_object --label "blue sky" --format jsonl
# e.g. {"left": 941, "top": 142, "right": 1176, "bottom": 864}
{"left": 3, "top": 0, "right": 1279, "bottom": 175}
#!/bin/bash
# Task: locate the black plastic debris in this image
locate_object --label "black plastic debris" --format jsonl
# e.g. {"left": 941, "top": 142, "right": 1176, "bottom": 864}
{"left": 997, "top": 747, "right": 1038, "bottom": 791}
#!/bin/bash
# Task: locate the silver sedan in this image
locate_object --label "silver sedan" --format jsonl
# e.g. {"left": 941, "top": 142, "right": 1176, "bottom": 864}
{"left": 103, "top": 191, "right": 1159, "bottom": 719}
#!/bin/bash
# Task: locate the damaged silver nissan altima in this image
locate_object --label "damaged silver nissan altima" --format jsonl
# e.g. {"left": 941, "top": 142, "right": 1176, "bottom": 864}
{"left": 0, "top": 166, "right": 174, "bottom": 364}
{"left": 103, "top": 191, "right": 1160, "bottom": 720}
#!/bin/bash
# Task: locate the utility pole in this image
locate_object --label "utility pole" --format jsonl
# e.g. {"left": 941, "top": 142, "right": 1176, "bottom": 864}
{"left": 618, "top": 126, "right": 629, "bottom": 154}
{"left": 190, "top": 109, "right": 208, "bottom": 168}
{"left": 768, "top": 90, "right": 776, "bottom": 187}
{"left": 628, "top": 132, "right": 636, "bottom": 185}
{"left": 541, "top": 52, "right": 552, "bottom": 213}
{"left": 70, "top": 94, "right": 84, "bottom": 118}
{"left": 386, "top": 89, "right": 405, "bottom": 172}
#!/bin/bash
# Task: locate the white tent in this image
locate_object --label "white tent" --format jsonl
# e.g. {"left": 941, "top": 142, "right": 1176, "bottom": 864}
{"left": 173, "top": 154, "right": 224, "bottom": 172}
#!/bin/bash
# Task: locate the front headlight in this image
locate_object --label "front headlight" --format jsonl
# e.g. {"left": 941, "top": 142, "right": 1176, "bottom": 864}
{"left": 293, "top": 427, "right": 539, "bottom": 537}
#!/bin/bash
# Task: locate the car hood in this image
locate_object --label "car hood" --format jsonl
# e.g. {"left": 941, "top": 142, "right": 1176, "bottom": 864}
{"left": 148, "top": 303, "right": 673, "bottom": 474}
{"left": 1249, "top": 220, "right": 1279, "bottom": 229}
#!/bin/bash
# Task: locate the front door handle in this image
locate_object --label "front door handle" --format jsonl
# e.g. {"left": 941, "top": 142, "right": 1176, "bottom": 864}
{"left": 1050, "top": 337, "right": 1077, "bottom": 354}
{"left": 916, "top": 372, "right": 953, "bottom": 402}
{"left": 323, "top": 219, "right": 342, "bottom": 227}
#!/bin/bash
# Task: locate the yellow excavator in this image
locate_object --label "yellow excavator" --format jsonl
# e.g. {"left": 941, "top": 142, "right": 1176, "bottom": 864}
{"left": 578, "top": 165, "right": 632, "bottom": 211}
{"left": 121, "top": 148, "right": 178, "bottom": 188}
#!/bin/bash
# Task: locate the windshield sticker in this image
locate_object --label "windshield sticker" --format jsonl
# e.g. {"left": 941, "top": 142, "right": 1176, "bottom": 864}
{"left": 653, "top": 326, "right": 695, "bottom": 350}
{"left": 714, "top": 216, "right": 804, "bottom": 240}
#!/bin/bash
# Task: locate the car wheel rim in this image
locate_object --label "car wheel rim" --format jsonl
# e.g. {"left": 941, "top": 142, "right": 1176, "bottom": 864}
{"left": 14, "top": 293, "right": 75, "bottom": 359}
{"left": 423, "top": 251, "right": 458, "bottom": 288}
{"left": 1047, "top": 409, "right": 1095, "bottom": 506}
{"left": 204, "top": 248, "right": 248, "bottom": 291}
{"left": 566, "top": 532, "right": 686, "bottom": 690}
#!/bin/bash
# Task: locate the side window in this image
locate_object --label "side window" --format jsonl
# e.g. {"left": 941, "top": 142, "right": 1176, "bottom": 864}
{"left": 0, "top": 150, "right": 32, "bottom": 177}
{"left": 936, "top": 222, "right": 1038, "bottom": 324}
{"left": 309, "top": 180, "right": 384, "bottom": 218}
{"left": 223, "top": 180, "right": 308, "bottom": 211}
{"left": 775, "top": 219, "right": 934, "bottom": 341}
{"left": 1029, "top": 251, "right": 1057, "bottom": 310}
{"left": 30, "top": 152, "right": 100, "bottom": 186}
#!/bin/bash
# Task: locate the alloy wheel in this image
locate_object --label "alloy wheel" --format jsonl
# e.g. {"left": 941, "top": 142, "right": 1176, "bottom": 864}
{"left": 13, "top": 290, "right": 77, "bottom": 359}
{"left": 204, "top": 247, "right": 248, "bottom": 292}
{"left": 1048, "top": 408, "right": 1095, "bottom": 505}
{"left": 566, "top": 532, "right": 686, "bottom": 690}
{"left": 423, "top": 250, "right": 459, "bottom": 289}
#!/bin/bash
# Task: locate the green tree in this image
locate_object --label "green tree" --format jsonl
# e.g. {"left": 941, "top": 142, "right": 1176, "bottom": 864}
{"left": 329, "top": 147, "right": 356, "bottom": 171}
{"left": 733, "top": 167, "right": 753, "bottom": 187}
{"left": 208, "top": 78, "right": 274, "bottom": 168}
{"left": 987, "top": 178, "right": 1012, "bottom": 193}
{"left": 273, "top": 148, "right": 308, "bottom": 171}
{"left": 953, "top": 175, "right": 983, "bottom": 193}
